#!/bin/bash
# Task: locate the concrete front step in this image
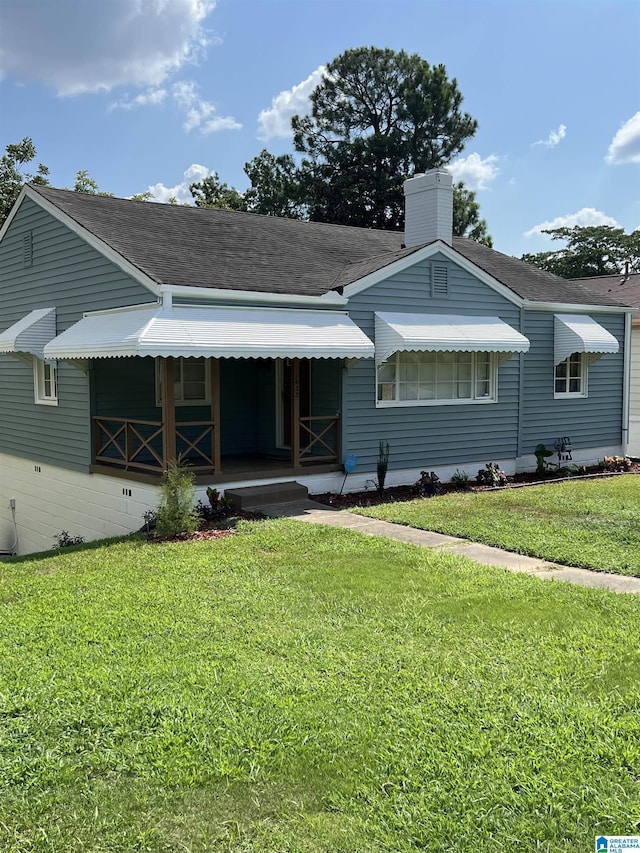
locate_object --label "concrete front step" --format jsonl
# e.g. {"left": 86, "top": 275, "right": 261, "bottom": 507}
{"left": 225, "top": 481, "right": 308, "bottom": 510}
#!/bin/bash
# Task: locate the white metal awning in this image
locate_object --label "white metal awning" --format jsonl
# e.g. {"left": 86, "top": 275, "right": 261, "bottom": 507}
{"left": 375, "top": 312, "right": 530, "bottom": 364}
{"left": 554, "top": 314, "right": 619, "bottom": 365}
{"left": 0, "top": 308, "right": 56, "bottom": 359}
{"left": 43, "top": 304, "right": 374, "bottom": 360}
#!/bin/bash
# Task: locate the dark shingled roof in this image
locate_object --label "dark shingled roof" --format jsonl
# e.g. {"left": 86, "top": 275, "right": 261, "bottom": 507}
{"left": 566, "top": 273, "right": 640, "bottom": 310}
{"left": 29, "top": 184, "right": 629, "bottom": 308}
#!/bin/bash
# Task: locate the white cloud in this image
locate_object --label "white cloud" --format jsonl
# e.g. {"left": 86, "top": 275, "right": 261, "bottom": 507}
{"left": 0, "top": 0, "right": 216, "bottom": 95}
{"left": 532, "top": 124, "right": 567, "bottom": 148}
{"left": 172, "top": 81, "right": 241, "bottom": 134}
{"left": 110, "top": 88, "right": 168, "bottom": 110}
{"left": 606, "top": 112, "right": 640, "bottom": 165}
{"left": 523, "top": 208, "right": 620, "bottom": 238}
{"left": 142, "top": 163, "right": 211, "bottom": 204}
{"left": 257, "top": 66, "right": 326, "bottom": 140}
{"left": 447, "top": 153, "right": 499, "bottom": 190}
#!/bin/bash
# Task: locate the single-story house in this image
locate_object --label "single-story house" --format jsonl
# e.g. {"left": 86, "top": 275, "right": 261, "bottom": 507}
{"left": 0, "top": 169, "right": 633, "bottom": 554}
{"left": 569, "top": 270, "right": 639, "bottom": 457}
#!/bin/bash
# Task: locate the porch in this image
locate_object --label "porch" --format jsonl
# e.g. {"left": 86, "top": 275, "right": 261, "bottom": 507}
{"left": 90, "top": 356, "right": 343, "bottom": 480}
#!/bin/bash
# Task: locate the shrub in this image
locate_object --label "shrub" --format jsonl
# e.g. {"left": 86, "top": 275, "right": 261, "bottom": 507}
{"left": 376, "top": 440, "right": 390, "bottom": 497}
{"left": 451, "top": 469, "right": 470, "bottom": 489}
{"left": 599, "top": 455, "right": 633, "bottom": 472}
{"left": 414, "top": 470, "right": 441, "bottom": 497}
{"left": 155, "top": 457, "right": 199, "bottom": 538}
{"left": 52, "top": 531, "right": 85, "bottom": 550}
{"left": 476, "top": 463, "right": 508, "bottom": 487}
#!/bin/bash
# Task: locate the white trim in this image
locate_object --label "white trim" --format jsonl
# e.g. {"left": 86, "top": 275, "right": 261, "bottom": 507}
{"left": 22, "top": 186, "right": 162, "bottom": 297}
{"left": 553, "top": 352, "right": 587, "bottom": 399}
{"left": 33, "top": 357, "right": 58, "bottom": 406}
{"left": 161, "top": 284, "right": 347, "bottom": 308}
{"left": 343, "top": 241, "right": 524, "bottom": 306}
{"left": 622, "top": 311, "right": 632, "bottom": 455}
{"left": 0, "top": 184, "right": 29, "bottom": 241}
{"left": 524, "top": 300, "right": 632, "bottom": 315}
{"left": 376, "top": 350, "right": 498, "bottom": 407}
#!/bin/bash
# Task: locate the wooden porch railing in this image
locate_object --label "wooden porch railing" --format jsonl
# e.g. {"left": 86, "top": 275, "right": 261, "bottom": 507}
{"left": 93, "top": 417, "right": 216, "bottom": 474}
{"left": 93, "top": 413, "right": 340, "bottom": 475}
{"left": 297, "top": 415, "right": 340, "bottom": 465}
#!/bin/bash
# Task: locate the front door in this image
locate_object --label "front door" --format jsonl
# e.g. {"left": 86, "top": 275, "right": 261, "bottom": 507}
{"left": 277, "top": 358, "right": 310, "bottom": 449}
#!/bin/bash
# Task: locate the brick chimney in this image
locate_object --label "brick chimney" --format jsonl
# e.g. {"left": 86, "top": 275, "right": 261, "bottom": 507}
{"left": 403, "top": 169, "right": 453, "bottom": 247}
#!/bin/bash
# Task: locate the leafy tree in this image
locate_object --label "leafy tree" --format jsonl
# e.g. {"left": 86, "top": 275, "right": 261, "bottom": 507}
{"left": 0, "top": 137, "right": 49, "bottom": 225}
{"left": 190, "top": 172, "right": 248, "bottom": 211}
{"left": 243, "top": 150, "right": 307, "bottom": 219}
{"left": 453, "top": 182, "right": 492, "bottom": 247}
{"left": 521, "top": 226, "right": 640, "bottom": 278}
{"left": 291, "top": 47, "right": 479, "bottom": 231}
{"left": 72, "top": 169, "right": 113, "bottom": 196}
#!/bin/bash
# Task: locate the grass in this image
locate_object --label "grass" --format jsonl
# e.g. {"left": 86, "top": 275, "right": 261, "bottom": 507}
{"left": 354, "top": 474, "right": 640, "bottom": 576}
{"left": 0, "top": 519, "right": 639, "bottom": 851}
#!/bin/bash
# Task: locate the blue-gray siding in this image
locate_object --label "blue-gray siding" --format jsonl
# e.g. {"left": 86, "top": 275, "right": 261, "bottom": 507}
{"left": 0, "top": 198, "right": 153, "bottom": 471}
{"left": 344, "top": 256, "right": 524, "bottom": 471}
{"left": 520, "top": 311, "right": 625, "bottom": 453}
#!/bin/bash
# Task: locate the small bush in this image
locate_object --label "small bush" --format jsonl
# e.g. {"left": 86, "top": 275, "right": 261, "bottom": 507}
{"left": 414, "top": 470, "right": 441, "bottom": 497}
{"left": 599, "top": 455, "right": 632, "bottom": 472}
{"left": 451, "top": 469, "right": 470, "bottom": 489}
{"left": 476, "top": 462, "right": 508, "bottom": 487}
{"left": 52, "top": 531, "right": 85, "bottom": 550}
{"left": 155, "top": 458, "right": 199, "bottom": 538}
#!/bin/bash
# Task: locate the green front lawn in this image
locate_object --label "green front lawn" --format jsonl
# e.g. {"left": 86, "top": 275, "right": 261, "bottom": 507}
{"left": 1, "top": 520, "right": 639, "bottom": 851}
{"left": 355, "top": 475, "right": 640, "bottom": 576}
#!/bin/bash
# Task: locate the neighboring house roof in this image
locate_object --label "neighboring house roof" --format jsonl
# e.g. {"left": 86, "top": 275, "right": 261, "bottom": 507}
{"left": 23, "top": 184, "right": 629, "bottom": 308}
{"left": 567, "top": 273, "right": 640, "bottom": 312}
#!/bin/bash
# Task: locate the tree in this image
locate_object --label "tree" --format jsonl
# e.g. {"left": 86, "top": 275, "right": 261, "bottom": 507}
{"left": 453, "top": 182, "right": 492, "bottom": 247}
{"left": 291, "top": 47, "right": 479, "bottom": 231}
{"left": 521, "top": 226, "right": 640, "bottom": 278}
{"left": 243, "top": 150, "right": 306, "bottom": 219}
{"left": 72, "top": 169, "right": 113, "bottom": 196}
{"left": 189, "top": 172, "right": 248, "bottom": 211}
{"left": 0, "top": 137, "right": 49, "bottom": 225}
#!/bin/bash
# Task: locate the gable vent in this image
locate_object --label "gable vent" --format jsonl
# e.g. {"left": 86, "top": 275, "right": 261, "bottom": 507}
{"left": 432, "top": 264, "right": 449, "bottom": 296}
{"left": 23, "top": 232, "right": 33, "bottom": 268}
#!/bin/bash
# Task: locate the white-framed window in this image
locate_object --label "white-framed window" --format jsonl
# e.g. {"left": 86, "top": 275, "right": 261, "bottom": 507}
{"left": 34, "top": 358, "right": 58, "bottom": 406}
{"left": 156, "top": 357, "right": 210, "bottom": 406}
{"left": 377, "top": 350, "right": 497, "bottom": 406}
{"left": 554, "top": 352, "right": 587, "bottom": 398}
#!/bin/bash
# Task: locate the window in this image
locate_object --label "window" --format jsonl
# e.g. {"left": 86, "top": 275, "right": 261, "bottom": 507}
{"left": 554, "top": 352, "right": 586, "bottom": 397}
{"left": 34, "top": 358, "right": 58, "bottom": 405}
{"left": 377, "top": 350, "right": 496, "bottom": 406}
{"left": 156, "top": 357, "right": 210, "bottom": 405}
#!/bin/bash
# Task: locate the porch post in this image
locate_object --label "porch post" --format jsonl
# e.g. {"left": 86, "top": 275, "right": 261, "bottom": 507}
{"left": 161, "top": 357, "right": 176, "bottom": 468}
{"left": 210, "top": 357, "right": 222, "bottom": 473}
{"left": 291, "top": 357, "right": 300, "bottom": 467}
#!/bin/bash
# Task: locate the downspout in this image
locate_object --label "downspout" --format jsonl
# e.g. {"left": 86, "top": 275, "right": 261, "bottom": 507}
{"left": 516, "top": 305, "right": 525, "bottom": 463}
{"left": 622, "top": 311, "right": 632, "bottom": 456}
{"left": 0, "top": 501, "right": 18, "bottom": 557}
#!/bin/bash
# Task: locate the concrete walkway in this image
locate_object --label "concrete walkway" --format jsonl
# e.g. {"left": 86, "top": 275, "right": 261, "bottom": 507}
{"left": 257, "top": 499, "right": 640, "bottom": 595}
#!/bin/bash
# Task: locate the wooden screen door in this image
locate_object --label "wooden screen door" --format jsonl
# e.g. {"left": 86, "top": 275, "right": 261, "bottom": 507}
{"left": 277, "top": 358, "right": 310, "bottom": 450}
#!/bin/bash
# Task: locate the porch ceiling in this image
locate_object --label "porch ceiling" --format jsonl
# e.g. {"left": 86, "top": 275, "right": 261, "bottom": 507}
{"left": 43, "top": 304, "right": 374, "bottom": 360}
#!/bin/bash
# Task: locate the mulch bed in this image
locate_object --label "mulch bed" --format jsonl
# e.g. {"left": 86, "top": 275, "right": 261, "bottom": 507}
{"left": 311, "top": 463, "right": 640, "bottom": 510}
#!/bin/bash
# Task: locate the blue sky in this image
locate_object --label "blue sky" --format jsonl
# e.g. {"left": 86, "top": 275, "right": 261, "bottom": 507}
{"left": 1, "top": 0, "right": 638, "bottom": 258}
